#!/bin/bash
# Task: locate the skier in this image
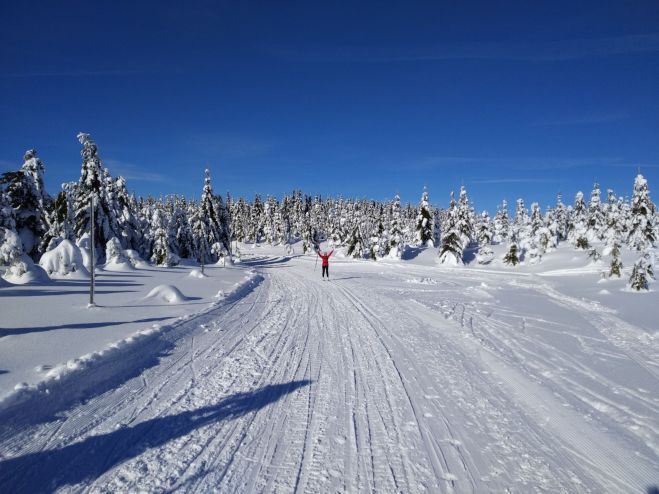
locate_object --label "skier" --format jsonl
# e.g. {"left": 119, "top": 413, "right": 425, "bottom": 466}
{"left": 317, "top": 248, "right": 334, "bottom": 279}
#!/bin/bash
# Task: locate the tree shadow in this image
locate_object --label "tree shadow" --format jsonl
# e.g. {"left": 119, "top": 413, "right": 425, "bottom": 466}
{"left": 0, "top": 370, "right": 8, "bottom": 375}
{"left": 401, "top": 245, "right": 425, "bottom": 261}
{"left": 0, "top": 380, "right": 311, "bottom": 493}
{"left": 0, "top": 317, "right": 173, "bottom": 338}
{"left": 241, "top": 256, "right": 291, "bottom": 268}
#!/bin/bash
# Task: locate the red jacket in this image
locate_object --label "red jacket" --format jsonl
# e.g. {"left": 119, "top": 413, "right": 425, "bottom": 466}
{"left": 317, "top": 250, "right": 333, "bottom": 267}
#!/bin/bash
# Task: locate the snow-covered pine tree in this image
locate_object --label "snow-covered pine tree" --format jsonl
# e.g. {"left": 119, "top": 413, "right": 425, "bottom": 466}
{"left": 526, "top": 202, "right": 546, "bottom": 264}
{"left": 627, "top": 174, "right": 656, "bottom": 251}
{"left": 438, "top": 192, "right": 463, "bottom": 265}
{"left": 457, "top": 185, "right": 474, "bottom": 252}
{"left": 167, "top": 197, "right": 193, "bottom": 259}
{"left": 0, "top": 149, "right": 51, "bottom": 259}
{"left": 475, "top": 210, "right": 494, "bottom": 264}
{"left": 628, "top": 252, "right": 654, "bottom": 291}
{"left": 587, "top": 182, "right": 605, "bottom": 242}
{"left": 249, "top": 194, "right": 264, "bottom": 243}
{"left": 41, "top": 182, "right": 77, "bottom": 251}
{"left": 150, "top": 206, "right": 177, "bottom": 266}
{"left": 416, "top": 187, "right": 433, "bottom": 246}
{"left": 568, "top": 191, "right": 589, "bottom": 249}
{"left": 493, "top": 200, "right": 509, "bottom": 243}
{"left": 73, "top": 133, "right": 120, "bottom": 261}
{"left": 388, "top": 194, "right": 404, "bottom": 259}
{"left": 346, "top": 224, "right": 365, "bottom": 258}
{"left": 609, "top": 239, "right": 623, "bottom": 277}
{"left": 553, "top": 193, "right": 569, "bottom": 242}
{"left": 503, "top": 234, "right": 520, "bottom": 266}
{"left": 113, "top": 176, "right": 142, "bottom": 251}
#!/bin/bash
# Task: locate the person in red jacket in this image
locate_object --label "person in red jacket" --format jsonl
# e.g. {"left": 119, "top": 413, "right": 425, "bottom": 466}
{"left": 317, "top": 249, "right": 334, "bottom": 279}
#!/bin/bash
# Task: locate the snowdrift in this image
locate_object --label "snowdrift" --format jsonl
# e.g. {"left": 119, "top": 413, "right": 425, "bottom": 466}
{"left": 144, "top": 285, "right": 189, "bottom": 303}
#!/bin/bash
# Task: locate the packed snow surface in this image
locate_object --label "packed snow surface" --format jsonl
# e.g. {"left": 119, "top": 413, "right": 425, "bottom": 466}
{"left": 1, "top": 244, "right": 658, "bottom": 493}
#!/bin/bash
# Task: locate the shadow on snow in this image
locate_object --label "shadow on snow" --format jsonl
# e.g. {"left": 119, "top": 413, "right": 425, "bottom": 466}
{"left": 0, "top": 380, "right": 311, "bottom": 493}
{"left": 0, "top": 317, "right": 174, "bottom": 338}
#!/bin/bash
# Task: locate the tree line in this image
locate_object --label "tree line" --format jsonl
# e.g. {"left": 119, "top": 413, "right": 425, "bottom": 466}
{"left": 1, "top": 133, "right": 656, "bottom": 289}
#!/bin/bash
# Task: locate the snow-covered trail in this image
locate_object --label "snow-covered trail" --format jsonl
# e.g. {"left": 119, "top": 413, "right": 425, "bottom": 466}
{"left": 1, "top": 254, "right": 658, "bottom": 493}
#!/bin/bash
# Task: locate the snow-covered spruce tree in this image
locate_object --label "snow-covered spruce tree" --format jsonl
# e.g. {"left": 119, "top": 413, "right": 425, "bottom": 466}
{"left": 457, "top": 185, "right": 475, "bottom": 252}
{"left": 493, "top": 200, "right": 509, "bottom": 243}
{"left": 438, "top": 192, "right": 463, "bottom": 265}
{"left": 553, "top": 193, "right": 569, "bottom": 242}
{"left": 587, "top": 182, "right": 605, "bottom": 242}
{"left": 249, "top": 194, "right": 264, "bottom": 243}
{"left": 416, "top": 187, "right": 433, "bottom": 246}
{"left": 0, "top": 149, "right": 51, "bottom": 259}
{"left": 432, "top": 208, "right": 441, "bottom": 249}
{"left": 41, "top": 182, "right": 77, "bottom": 252}
{"left": 609, "top": 239, "right": 623, "bottom": 277}
{"left": 543, "top": 207, "right": 559, "bottom": 251}
{"left": 627, "top": 174, "right": 656, "bottom": 251}
{"left": 603, "top": 189, "right": 623, "bottom": 251}
{"left": 73, "top": 133, "right": 121, "bottom": 261}
{"left": 475, "top": 210, "right": 494, "bottom": 264}
{"left": 346, "top": 224, "right": 365, "bottom": 258}
{"left": 628, "top": 252, "right": 654, "bottom": 291}
{"left": 106, "top": 236, "right": 128, "bottom": 265}
{"left": 214, "top": 192, "right": 231, "bottom": 255}
{"left": 113, "top": 176, "right": 142, "bottom": 251}
{"left": 526, "top": 202, "right": 546, "bottom": 264}
{"left": 568, "top": 191, "right": 589, "bottom": 249}
{"left": 388, "top": 194, "right": 404, "bottom": 259}
{"left": 0, "top": 227, "right": 26, "bottom": 276}
{"left": 263, "top": 197, "right": 276, "bottom": 245}
{"left": 231, "top": 197, "right": 250, "bottom": 244}
{"left": 503, "top": 233, "right": 520, "bottom": 266}
{"left": 301, "top": 211, "right": 316, "bottom": 254}
{"left": 168, "top": 197, "right": 194, "bottom": 259}
{"left": 150, "top": 206, "right": 177, "bottom": 266}
{"left": 190, "top": 204, "right": 210, "bottom": 265}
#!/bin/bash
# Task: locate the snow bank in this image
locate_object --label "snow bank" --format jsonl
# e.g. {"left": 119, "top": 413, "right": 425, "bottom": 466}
{"left": 144, "top": 284, "right": 189, "bottom": 303}
{"left": 188, "top": 269, "right": 208, "bottom": 279}
{"left": 39, "top": 239, "right": 89, "bottom": 278}
{"left": 0, "top": 271, "right": 263, "bottom": 416}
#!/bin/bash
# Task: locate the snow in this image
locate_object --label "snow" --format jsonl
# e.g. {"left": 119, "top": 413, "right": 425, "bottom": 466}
{"left": 143, "top": 284, "right": 189, "bottom": 304}
{"left": 1, "top": 243, "right": 658, "bottom": 492}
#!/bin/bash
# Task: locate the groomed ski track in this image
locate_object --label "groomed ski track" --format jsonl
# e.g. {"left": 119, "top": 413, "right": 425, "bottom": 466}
{"left": 1, "top": 254, "right": 658, "bottom": 493}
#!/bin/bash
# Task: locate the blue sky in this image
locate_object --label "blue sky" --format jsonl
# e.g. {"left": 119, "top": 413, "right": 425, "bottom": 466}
{"left": 1, "top": 0, "right": 658, "bottom": 212}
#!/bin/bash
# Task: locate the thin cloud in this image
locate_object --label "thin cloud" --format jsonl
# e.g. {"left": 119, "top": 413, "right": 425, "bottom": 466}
{"left": 267, "top": 33, "right": 659, "bottom": 63}
{"left": 104, "top": 159, "right": 170, "bottom": 184}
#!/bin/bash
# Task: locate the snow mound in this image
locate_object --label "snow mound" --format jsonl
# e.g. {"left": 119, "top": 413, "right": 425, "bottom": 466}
{"left": 123, "top": 249, "right": 150, "bottom": 269}
{"left": 599, "top": 289, "right": 611, "bottom": 295}
{"left": 2, "top": 254, "right": 51, "bottom": 285}
{"left": 103, "top": 258, "right": 136, "bottom": 272}
{"left": 144, "top": 284, "right": 189, "bottom": 303}
{"left": 188, "top": 269, "right": 208, "bottom": 279}
{"left": 39, "top": 239, "right": 89, "bottom": 278}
